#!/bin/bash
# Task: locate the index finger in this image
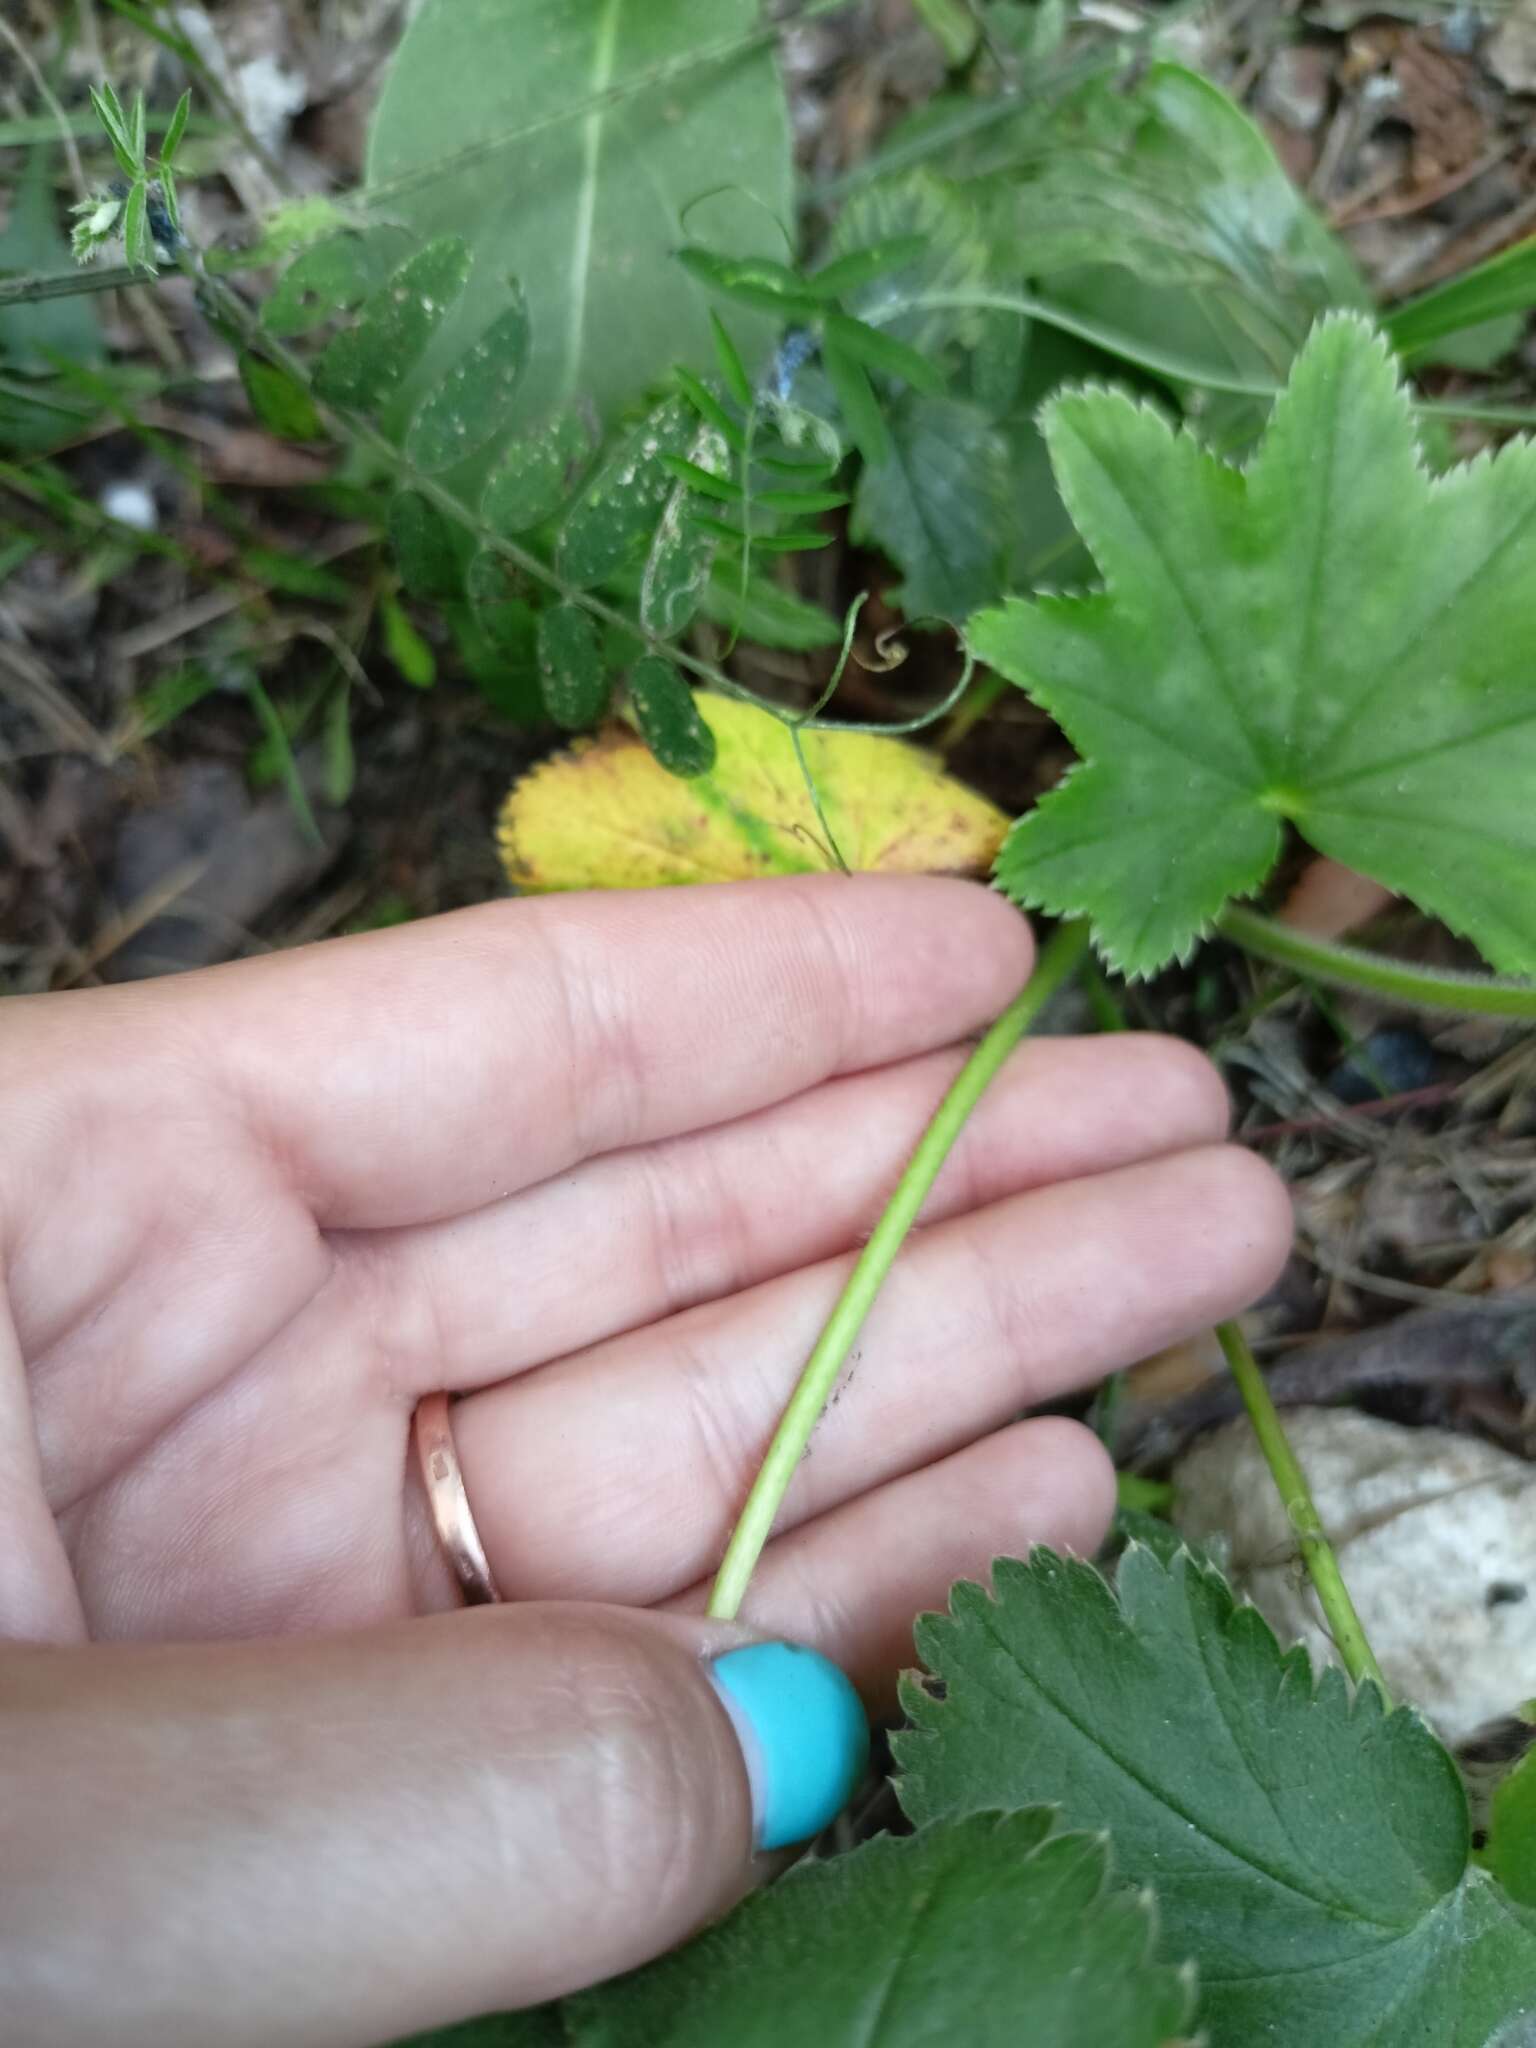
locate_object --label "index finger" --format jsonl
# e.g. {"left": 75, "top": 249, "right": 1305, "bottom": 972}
{"left": 183, "top": 876, "right": 1034, "bottom": 1225}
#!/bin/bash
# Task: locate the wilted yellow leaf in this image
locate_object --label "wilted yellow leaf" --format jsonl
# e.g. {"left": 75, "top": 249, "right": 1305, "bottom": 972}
{"left": 497, "top": 690, "right": 1008, "bottom": 891}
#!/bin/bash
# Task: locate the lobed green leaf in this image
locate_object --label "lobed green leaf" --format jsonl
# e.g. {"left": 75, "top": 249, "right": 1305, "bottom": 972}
{"left": 975, "top": 315, "right": 1536, "bottom": 976}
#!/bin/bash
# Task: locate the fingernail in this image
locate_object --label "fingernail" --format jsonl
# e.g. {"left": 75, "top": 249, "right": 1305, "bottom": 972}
{"left": 708, "top": 1642, "right": 870, "bottom": 1851}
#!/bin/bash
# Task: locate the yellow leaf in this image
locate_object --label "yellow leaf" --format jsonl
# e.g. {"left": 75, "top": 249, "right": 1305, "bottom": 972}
{"left": 497, "top": 690, "right": 1008, "bottom": 891}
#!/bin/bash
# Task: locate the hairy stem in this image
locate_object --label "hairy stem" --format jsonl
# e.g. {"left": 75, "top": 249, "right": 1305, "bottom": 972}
{"left": 1219, "top": 907, "right": 1536, "bottom": 1019}
{"left": 708, "top": 919, "right": 1091, "bottom": 1622}
{"left": 1215, "top": 1320, "right": 1388, "bottom": 1697}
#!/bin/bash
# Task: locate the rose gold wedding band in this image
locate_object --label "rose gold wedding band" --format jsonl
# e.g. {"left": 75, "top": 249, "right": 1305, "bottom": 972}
{"left": 413, "top": 1390, "right": 502, "bottom": 1606}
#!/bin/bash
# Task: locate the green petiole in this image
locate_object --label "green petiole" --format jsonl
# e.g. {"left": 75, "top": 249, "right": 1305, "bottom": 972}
{"left": 708, "top": 920, "right": 1091, "bottom": 1621}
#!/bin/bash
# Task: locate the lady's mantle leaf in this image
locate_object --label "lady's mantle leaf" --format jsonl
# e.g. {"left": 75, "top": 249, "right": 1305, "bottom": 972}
{"left": 971, "top": 314, "right": 1536, "bottom": 977}
{"left": 896, "top": 1545, "right": 1536, "bottom": 2046}
{"left": 561, "top": 1812, "right": 1195, "bottom": 2047}
{"left": 497, "top": 690, "right": 1007, "bottom": 890}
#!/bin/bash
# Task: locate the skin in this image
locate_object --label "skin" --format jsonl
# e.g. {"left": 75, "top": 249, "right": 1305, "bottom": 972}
{"left": 0, "top": 875, "right": 1293, "bottom": 2045}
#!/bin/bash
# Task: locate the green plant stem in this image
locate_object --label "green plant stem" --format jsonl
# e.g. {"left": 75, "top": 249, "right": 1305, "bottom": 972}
{"left": 1219, "top": 906, "right": 1536, "bottom": 1018}
{"left": 1116, "top": 1472, "right": 1174, "bottom": 1515}
{"left": 1215, "top": 1319, "right": 1388, "bottom": 1697}
{"left": 708, "top": 920, "right": 1091, "bottom": 1622}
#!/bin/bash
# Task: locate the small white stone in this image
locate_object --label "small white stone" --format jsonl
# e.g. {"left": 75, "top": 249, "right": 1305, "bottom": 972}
{"left": 1174, "top": 1407, "right": 1536, "bottom": 1742}
{"left": 100, "top": 481, "right": 158, "bottom": 532}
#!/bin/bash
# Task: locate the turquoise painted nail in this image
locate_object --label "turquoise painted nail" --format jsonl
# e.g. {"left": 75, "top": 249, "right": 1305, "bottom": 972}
{"left": 709, "top": 1642, "right": 869, "bottom": 1851}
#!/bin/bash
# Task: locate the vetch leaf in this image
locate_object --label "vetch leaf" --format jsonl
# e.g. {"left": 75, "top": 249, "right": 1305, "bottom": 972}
{"left": 822, "top": 322, "right": 889, "bottom": 466}
{"left": 696, "top": 565, "right": 841, "bottom": 649}
{"left": 556, "top": 1812, "right": 1196, "bottom": 2047}
{"left": 388, "top": 488, "right": 461, "bottom": 602}
{"left": 536, "top": 602, "right": 609, "bottom": 730}
{"left": 821, "top": 310, "right": 947, "bottom": 396}
{"left": 973, "top": 315, "right": 1536, "bottom": 976}
{"left": 366, "top": 0, "right": 792, "bottom": 439}
{"left": 709, "top": 311, "right": 753, "bottom": 409}
{"left": 897, "top": 1545, "right": 1536, "bottom": 2046}
{"left": 627, "top": 656, "right": 714, "bottom": 777}
{"left": 557, "top": 392, "right": 697, "bottom": 587}
{"left": 674, "top": 245, "right": 822, "bottom": 319}
{"left": 640, "top": 420, "right": 727, "bottom": 637}
{"left": 673, "top": 366, "right": 748, "bottom": 454}
{"left": 263, "top": 228, "right": 414, "bottom": 337}
{"left": 160, "top": 88, "right": 191, "bottom": 166}
{"left": 481, "top": 407, "right": 597, "bottom": 536}
{"left": 405, "top": 285, "right": 531, "bottom": 471}
{"left": 497, "top": 689, "right": 1008, "bottom": 888}
{"left": 239, "top": 354, "right": 325, "bottom": 442}
{"left": 313, "top": 237, "right": 472, "bottom": 411}
{"left": 379, "top": 593, "right": 436, "bottom": 688}
{"left": 121, "top": 181, "right": 152, "bottom": 272}
{"left": 853, "top": 393, "right": 1009, "bottom": 621}
{"left": 466, "top": 551, "right": 534, "bottom": 659}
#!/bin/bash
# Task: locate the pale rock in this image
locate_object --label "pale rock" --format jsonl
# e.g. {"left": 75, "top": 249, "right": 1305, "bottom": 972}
{"left": 1173, "top": 1406, "right": 1536, "bottom": 1743}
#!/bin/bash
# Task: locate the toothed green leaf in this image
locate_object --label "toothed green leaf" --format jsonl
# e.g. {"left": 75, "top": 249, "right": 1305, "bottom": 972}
{"left": 973, "top": 316, "right": 1536, "bottom": 976}
{"left": 897, "top": 1544, "right": 1536, "bottom": 2046}
{"left": 852, "top": 393, "right": 1009, "bottom": 622}
{"left": 559, "top": 1812, "right": 1196, "bottom": 2047}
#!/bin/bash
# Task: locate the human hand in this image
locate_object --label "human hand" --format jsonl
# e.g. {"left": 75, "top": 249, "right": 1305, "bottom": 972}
{"left": 0, "top": 877, "right": 1290, "bottom": 2045}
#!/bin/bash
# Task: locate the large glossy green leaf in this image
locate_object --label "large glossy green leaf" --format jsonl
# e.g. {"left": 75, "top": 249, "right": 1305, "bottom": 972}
{"left": 973, "top": 315, "right": 1536, "bottom": 976}
{"left": 0, "top": 148, "right": 105, "bottom": 451}
{"left": 366, "top": 0, "right": 793, "bottom": 438}
{"left": 897, "top": 1547, "right": 1536, "bottom": 2046}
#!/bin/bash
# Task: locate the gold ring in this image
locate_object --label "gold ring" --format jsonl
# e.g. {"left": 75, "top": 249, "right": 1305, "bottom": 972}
{"left": 413, "top": 1391, "right": 502, "bottom": 1606}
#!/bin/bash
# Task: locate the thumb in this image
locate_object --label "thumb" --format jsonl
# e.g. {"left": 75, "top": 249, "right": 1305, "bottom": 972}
{"left": 2, "top": 1604, "right": 868, "bottom": 2048}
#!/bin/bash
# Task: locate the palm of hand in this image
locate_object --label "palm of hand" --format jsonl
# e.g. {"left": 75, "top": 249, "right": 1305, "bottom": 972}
{"left": 1, "top": 879, "right": 1288, "bottom": 1688}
